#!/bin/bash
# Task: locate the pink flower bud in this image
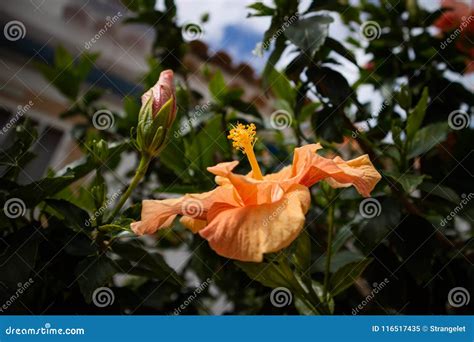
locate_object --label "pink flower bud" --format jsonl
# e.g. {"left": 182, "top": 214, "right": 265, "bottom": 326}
{"left": 141, "top": 69, "right": 176, "bottom": 126}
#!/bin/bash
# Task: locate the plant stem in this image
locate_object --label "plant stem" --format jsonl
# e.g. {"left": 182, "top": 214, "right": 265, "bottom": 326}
{"left": 109, "top": 154, "right": 151, "bottom": 220}
{"left": 323, "top": 197, "right": 335, "bottom": 302}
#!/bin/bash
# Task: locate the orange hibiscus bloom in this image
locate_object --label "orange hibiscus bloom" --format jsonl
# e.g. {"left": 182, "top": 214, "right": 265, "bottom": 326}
{"left": 435, "top": 0, "right": 474, "bottom": 73}
{"left": 131, "top": 123, "right": 381, "bottom": 262}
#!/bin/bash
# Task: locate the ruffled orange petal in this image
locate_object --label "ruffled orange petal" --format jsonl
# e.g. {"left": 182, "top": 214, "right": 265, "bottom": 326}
{"left": 208, "top": 162, "right": 285, "bottom": 206}
{"left": 198, "top": 184, "right": 311, "bottom": 262}
{"left": 291, "top": 144, "right": 381, "bottom": 197}
{"left": 131, "top": 185, "right": 238, "bottom": 235}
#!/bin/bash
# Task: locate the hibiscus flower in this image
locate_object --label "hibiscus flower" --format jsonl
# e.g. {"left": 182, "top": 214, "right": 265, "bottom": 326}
{"left": 131, "top": 123, "right": 381, "bottom": 262}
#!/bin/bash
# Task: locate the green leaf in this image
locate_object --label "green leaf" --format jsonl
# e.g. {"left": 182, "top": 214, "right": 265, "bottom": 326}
{"left": 330, "top": 258, "right": 372, "bottom": 296}
{"left": 247, "top": 2, "right": 275, "bottom": 16}
{"left": 284, "top": 15, "right": 333, "bottom": 57}
{"left": 111, "top": 239, "right": 183, "bottom": 286}
{"left": 209, "top": 71, "right": 227, "bottom": 102}
{"left": 386, "top": 172, "right": 426, "bottom": 193}
{"left": 406, "top": 87, "right": 429, "bottom": 141}
{"left": 185, "top": 115, "right": 230, "bottom": 172}
{"left": 395, "top": 84, "right": 412, "bottom": 111}
{"left": 236, "top": 260, "right": 291, "bottom": 289}
{"left": 292, "top": 230, "right": 311, "bottom": 273}
{"left": 294, "top": 280, "right": 331, "bottom": 315}
{"left": 75, "top": 255, "right": 118, "bottom": 303}
{"left": 313, "top": 250, "right": 365, "bottom": 273}
{"left": 46, "top": 198, "right": 94, "bottom": 231}
{"left": 267, "top": 68, "right": 296, "bottom": 106}
{"left": 418, "top": 182, "right": 460, "bottom": 204}
{"left": 407, "top": 122, "right": 449, "bottom": 158}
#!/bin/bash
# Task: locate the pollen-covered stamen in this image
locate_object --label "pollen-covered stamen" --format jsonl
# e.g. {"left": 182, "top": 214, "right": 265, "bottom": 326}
{"left": 227, "top": 123, "right": 263, "bottom": 180}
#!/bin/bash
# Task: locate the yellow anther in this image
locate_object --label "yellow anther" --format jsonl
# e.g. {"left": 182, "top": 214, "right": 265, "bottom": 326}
{"left": 227, "top": 123, "right": 263, "bottom": 180}
{"left": 227, "top": 123, "right": 257, "bottom": 152}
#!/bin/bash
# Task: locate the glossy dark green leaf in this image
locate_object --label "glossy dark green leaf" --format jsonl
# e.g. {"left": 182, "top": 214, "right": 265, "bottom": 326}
{"left": 284, "top": 15, "right": 333, "bottom": 57}
{"left": 330, "top": 258, "right": 372, "bottom": 296}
